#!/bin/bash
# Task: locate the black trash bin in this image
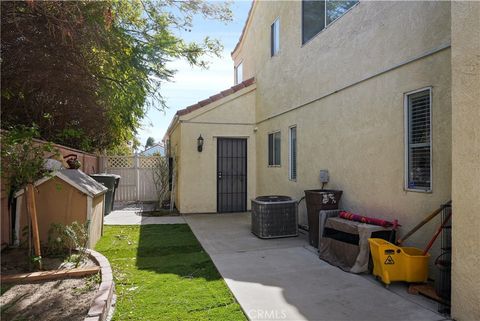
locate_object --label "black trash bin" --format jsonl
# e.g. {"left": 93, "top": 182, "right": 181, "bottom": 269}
{"left": 112, "top": 176, "right": 121, "bottom": 211}
{"left": 304, "top": 189, "right": 342, "bottom": 248}
{"left": 90, "top": 174, "right": 121, "bottom": 215}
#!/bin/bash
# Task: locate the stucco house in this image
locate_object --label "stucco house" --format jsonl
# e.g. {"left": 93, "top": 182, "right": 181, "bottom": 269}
{"left": 164, "top": 1, "right": 479, "bottom": 319}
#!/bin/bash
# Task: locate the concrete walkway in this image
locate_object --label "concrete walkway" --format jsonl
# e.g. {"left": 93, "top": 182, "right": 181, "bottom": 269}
{"left": 185, "top": 213, "right": 446, "bottom": 321}
{"left": 104, "top": 202, "right": 185, "bottom": 225}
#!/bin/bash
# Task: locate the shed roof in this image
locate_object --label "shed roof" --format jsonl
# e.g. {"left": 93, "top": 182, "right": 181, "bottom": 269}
{"left": 15, "top": 169, "right": 108, "bottom": 198}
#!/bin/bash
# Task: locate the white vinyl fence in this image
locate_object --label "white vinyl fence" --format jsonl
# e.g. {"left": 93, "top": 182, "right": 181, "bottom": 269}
{"left": 100, "top": 155, "right": 166, "bottom": 202}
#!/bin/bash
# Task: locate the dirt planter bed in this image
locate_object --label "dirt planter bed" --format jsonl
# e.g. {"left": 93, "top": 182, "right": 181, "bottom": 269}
{"left": 1, "top": 248, "right": 114, "bottom": 321}
{"left": 84, "top": 249, "right": 115, "bottom": 321}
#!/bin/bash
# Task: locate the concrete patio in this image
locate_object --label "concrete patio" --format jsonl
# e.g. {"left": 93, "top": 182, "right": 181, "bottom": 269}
{"left": 185, "top": 212, "right": 448, "bottom": 321}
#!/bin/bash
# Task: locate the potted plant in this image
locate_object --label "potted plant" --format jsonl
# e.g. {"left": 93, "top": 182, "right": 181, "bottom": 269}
{"left": 64, "top": 154, "right": 82, "bottom": 169}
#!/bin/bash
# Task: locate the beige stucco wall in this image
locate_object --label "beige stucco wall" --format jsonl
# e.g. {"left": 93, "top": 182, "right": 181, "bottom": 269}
{"left": 169, "top": 86, "right": 257, "bottom": 213}
{"left": 234, "top": 2, "right": 451, "bottom": 116}
{"left": 255, "top": 49, "right": 451, "bottom": 269}
{"left": 169, "top": 0, "right": 456, "bottom": 277}
{"left": 451, "top": 1, "right": 480, "bottom": 320}
{"left": 17, "top": 177, "right": 88, "bottom": 246}
{"left": 232, "top": 1, "right": 454, "bottom": 273}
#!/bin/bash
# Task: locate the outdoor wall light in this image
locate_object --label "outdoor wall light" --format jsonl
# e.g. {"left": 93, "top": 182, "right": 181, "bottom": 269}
{"left": 197, "top": 135, "right": 204, "bottom": 152}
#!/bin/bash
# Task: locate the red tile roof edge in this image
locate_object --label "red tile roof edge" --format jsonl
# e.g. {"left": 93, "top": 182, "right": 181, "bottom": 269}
{"left": 231, "top": 0, "right": 256, "bottom": 56}
{"left": 175, "top": 77, "right": 256, "bottom": 117}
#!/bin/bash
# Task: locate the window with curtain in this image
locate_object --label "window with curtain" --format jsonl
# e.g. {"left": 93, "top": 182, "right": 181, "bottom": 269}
{"left": 268, "top": 131, "right": 281, "bottom": 166}
{"left": 405, "top": 88, "right": 432, "bottom": 191}
{"left": 302, "top": 0, "right": 358, "bottom": 44}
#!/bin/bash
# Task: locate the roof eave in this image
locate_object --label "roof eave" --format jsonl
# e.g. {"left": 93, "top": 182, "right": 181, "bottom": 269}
{"left": 164, "top": 114, "right": 180, "bottom": 141}
{"left": 174, "top": 77, "right": 255, "bottom": 119}
{"left": 231, "top": 0, "right": 256, "bottom": 57}
{"left": 164, "top": 76, "right": 256, "bottom": 141}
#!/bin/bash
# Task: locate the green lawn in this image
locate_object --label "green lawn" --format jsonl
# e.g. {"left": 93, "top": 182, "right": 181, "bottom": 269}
{"left": 96, "top": 225, "right": 246, "bottom": 321}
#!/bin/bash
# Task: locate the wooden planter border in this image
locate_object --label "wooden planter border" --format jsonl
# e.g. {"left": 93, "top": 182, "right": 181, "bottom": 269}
{"left": 1, "top": 266, "right": 100, "bottom": 283}
{"left": 84, "top": 249, "right": 115, "bottom": 321}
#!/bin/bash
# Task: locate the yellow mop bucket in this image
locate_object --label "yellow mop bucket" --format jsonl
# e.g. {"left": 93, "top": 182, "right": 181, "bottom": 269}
{"left": 368, "top": 238, "right": 430, "bottom": 285}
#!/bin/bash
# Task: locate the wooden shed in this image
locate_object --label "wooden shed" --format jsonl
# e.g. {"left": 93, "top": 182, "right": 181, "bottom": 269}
{"left": 14, "top": 169, "right": 107, "bottom": 248}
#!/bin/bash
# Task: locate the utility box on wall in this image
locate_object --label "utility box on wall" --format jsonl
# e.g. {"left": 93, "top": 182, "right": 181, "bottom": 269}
{"left": 14, "top": 169, "right": 107, "bottom": 248}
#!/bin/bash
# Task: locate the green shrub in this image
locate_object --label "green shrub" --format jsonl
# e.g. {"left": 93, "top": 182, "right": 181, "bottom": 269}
{"left": 47, "top": 221, "right": 90, "bottom": 267}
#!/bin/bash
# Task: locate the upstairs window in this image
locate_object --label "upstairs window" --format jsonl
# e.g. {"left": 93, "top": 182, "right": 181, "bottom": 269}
{"left": 302, "top": 0, "right": 358, "bottom": 44}
{"left": 234, "top": 62, "right": 243, "bottom": 84}
{"left": 268, "top": 131, "right": 281, "bottom": 166}
{"left": 405, "top": 88, "right": 432, "bottom": 192}
{"left": 271, "top": 18, "right": 280, "bottom": 56}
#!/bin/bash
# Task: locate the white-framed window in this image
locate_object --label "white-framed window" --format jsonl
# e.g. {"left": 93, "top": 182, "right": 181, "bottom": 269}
{"left": 234, "top": 61, "right": 243, "bottom": 84}
{"left": 302, "top": 0, "right": 358, "bottom": 44}
{"left": 271, "top": 18, "right": 280, "bottom": 56}
{"left": 268, "top": 131, "right": 281, "bottom": 166}
{"left": 404, "top": 87, "right": 432, "bottom": 192}
{"left": 289, "top": 126, "right": 297, "bottom": 180}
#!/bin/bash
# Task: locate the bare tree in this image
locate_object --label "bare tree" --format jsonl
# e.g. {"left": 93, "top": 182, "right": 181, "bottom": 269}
{"left": 152, "top": 157, "right": 170, "bottom": 210}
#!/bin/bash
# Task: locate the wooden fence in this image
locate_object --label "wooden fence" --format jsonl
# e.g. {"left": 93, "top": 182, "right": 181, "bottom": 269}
{"left": 100, "top": 155, "right": 165, "bottom": 202}
{"left": 32, "top": 139, "right": 100, "bottom": 174}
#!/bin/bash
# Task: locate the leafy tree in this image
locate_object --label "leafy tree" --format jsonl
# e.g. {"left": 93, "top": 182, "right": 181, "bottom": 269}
{"left": 106, "top": 142, "right": 134, "bottom": 156}
{"left": 1, "top": 126, "right": 57, "bottom": 194}
{"left": 1, "top": 1, "right": 232, "bottom": 152}
{"left": 1, "top": 125, "right": 59, "bottom": 264}
{"left": 145, "top": 137, "right": 155, "bottom": 149}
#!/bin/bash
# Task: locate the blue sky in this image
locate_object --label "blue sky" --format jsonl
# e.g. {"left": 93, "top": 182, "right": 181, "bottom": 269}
{"left": 137, "top": 0, "right": 252, "bottom": 148}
